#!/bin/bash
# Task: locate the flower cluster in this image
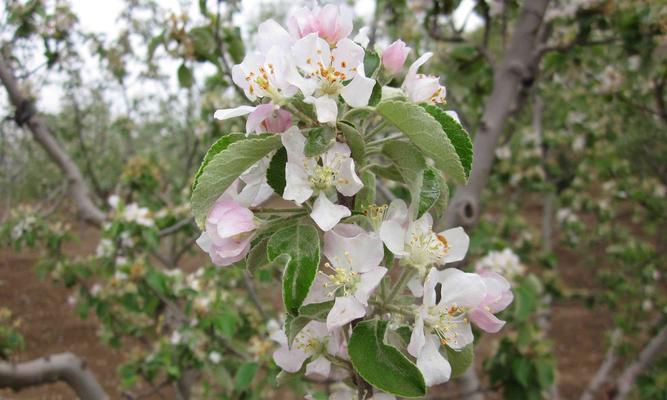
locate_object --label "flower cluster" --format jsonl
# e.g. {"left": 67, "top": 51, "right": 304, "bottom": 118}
{"left": 191, "top": 2, "right": 511, "bottom": 396}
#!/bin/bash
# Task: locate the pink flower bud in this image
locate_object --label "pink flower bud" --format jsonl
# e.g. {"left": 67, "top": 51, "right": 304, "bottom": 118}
{"left": 287, "top": 4, "right": 353, "bottom": 45}
{"left": 469, "top": 271, "right": 513, "bottom": 333}
{"left": 246, "top": 104, "right": 292, "bottom": 134}
{"left": 381, "top": 40, "right": 411, "bottom": 75}
{"left": 196, "top": 196, "right": 256, "bottom": 267}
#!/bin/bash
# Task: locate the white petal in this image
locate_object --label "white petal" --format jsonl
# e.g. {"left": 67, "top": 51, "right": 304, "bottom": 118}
{"left": 445, "top": 110, "right": 461, "bottom": 124}
{"left": 283, "top": 162, "right": 313, "bottom": 204}
{"left": 305, "top": 96, "right": 338, "bottom": 123}
{"left": 305, "top": 356, "right": 331, "bottom": 378}
{"left": 439, "top": 227, "right": 470, "bottom": 263}
{"left": 257, "top": 19, "right": 293, "bottom": 52}
{"left": 213, "top": 105, "right": 256, "bottom": 120}
{"left": 379, "top": 220, "right": 407, "bottom": 256}
{"left": 336, "top": 157, "right": 364, "bottom": 196}
{"left": 273, "top": 345, "right": 309, "bottom": 373}
{"left": 353, "top": 27, "right": 370, "bottom": 48}
{"left": 331, "top": 38, "right": 365, "bottom": 78}
{"left": 196, "top": 232, "right": 211, "bottom": 253}
{"left": 354, "top": 267, "right": 387, "bottom": 306}
{"left": 326, "top": 296, "right": 366, "bottom": 330}
{"left": 407, "top": 275, "right": 424, "bottom": 297}
{"left": 417, "top": 334, "right": 452, "bottom": 386}
{"left": 310, "top": 193, "right": 351, "bottom": 231}
{"left": 323, "top": 224, "right": 384, "bottom": 272}
{"left": 439, "top": 268, "right": 486, "bottom": 309}
{"left": 423, "top": 267, "right": 440, "bottom": 307}
{"left": 444, "top": 320, "right": 475, "bottom": 350}
{"left": 407, "top": 313, "right": 425, "bottom": 358}
{"left": 340, "top": 73, "right": 376, "bottom": 108}
{"left": 281, "top": 126, "right": 306, "bottom": 159}
{"left": 292, "top": 33, "right": 331, "bottom": 73}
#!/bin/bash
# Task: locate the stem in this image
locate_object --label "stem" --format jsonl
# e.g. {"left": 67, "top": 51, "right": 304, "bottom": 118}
{"left": 251, "top": 208, "right": 305, "bottom": 214}
{"left": 342, "top": 106, "right": 374, "bottom": 121}
{"left": 385, "top": 267, "right": 416, "bottom": 305}
{"left": 285, "top": 103, "right": 317, "bottom": 125}
{"left": 366, "top": 133, "right": 402, "bottom": 147}
{"left": 365, "top": 120, "right": 391, "bottom": 139}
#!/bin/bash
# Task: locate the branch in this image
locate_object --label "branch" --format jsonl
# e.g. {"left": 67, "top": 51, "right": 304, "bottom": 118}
{"left": 0, "top": 51, "right": 105, "bottom": 226}
{"left": 580, "top": 329, "right": 622, "bottom": 400}
{"left": 0, "top": 352, "right": 108, "bottom": 400}
{"left": 612, "top": 323, "right": 667, "bottom": 400}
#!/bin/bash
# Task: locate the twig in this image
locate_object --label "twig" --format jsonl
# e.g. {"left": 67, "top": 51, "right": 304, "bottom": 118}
{"left": 580, "top": 329, "right": 622, "bottom": 400}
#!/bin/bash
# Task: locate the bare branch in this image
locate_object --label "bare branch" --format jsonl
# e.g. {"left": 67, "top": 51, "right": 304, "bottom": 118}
{"left": 612, "top": 323, "right": 667, "bottom": 400}
{"left": 0, "top": 51, "right": 105, "bottom": 226}
{"left": 0, "top": 352, "right": 108, "bottom": 400}
{"left": 580, "top": 329, "right": 622, "bottom": 400}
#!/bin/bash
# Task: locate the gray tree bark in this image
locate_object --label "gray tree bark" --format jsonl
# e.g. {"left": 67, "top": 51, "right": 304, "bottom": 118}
{"left": 0, "top": 352, "right": 108, "bottom": 400}
{"left": 0, "top": 52, "right": 105, "bottom": 226}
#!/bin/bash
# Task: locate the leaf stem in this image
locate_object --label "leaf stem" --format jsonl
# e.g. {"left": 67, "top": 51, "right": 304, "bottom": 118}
{"left": 385, "top": 267, "right": 416, "bottom": 305}
{"left": 366, "top": 133, "right": 403, "bottom": 147}
{"left": 365, "top": 120, "right": 391, "bottom": 139}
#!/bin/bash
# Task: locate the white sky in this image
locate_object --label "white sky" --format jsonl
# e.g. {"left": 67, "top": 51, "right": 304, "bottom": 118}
{"left": 2, "top": 0, "right": 481, "bottom": 113}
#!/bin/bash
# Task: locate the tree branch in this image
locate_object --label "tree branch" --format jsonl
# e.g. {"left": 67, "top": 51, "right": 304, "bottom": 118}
{"left": 580, "top": 329, "right": 622, "bottom": 400}
{"left": 612, "top": 323, "right": 667, "bottom": 400}
{"left": 0, "top": 51, "right": 105, "bottom": 226}
{"left": 0, "top": 352, "right": 108, "bottom": 400}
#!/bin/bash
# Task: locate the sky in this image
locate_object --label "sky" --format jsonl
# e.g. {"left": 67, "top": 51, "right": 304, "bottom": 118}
{"left": 2, "top": 0, "right": 481, "bottom": 113}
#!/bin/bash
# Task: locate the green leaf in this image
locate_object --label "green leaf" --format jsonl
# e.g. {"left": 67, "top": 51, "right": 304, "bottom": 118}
{"left": 266, "top": 147, "right": 287, "bottom": 196}
{"left": 370, "top": 163, "right": 404, "bottom": 182}
{"left": 536, "top": 359, "right": 554, "bottom": 388}
{"left": 192, "top": 134, "right": 245, "bottom": 192}
{"left": 267, "top": 225, "right": 321, "bottom": 315}
{"left": 355, "top": 171, "right": 376, "bottom": 212}
{"left": 285, "top": 301, "right": 334, "bottom": 346}
{"left": 377, "top": 100, "right": 466, "bottom": 184}
{"left": 304, "top": 126, "right": 335, "bottom": 157}
{"left": 431, "top": 176, "right": 450, "bottom": 220}
{"left": 338, "top": 121, "right": 365, "bottom": 165}
{"left": 222, "top": 27, "right": 245, "bottom": 64}
{"left": 348, "top": 319, "right": 426, "bottom": 398}
{"left": 446, "top": 344, "right": 474, "bottom": 378}
{"left": 364, "top": 49, "right": 381, "bottom": 77}
{"left": 512, "top": 358, "right": 531, "bottom": 388}
{"left": 177, "top": 63, "right": 194, "bottom": 88}
{"left": 245, "top": 238, "right": 269, "bottom": 272}
{"left": 383, "top": 140, "right": 426, "bottom": 215}
{"left": 191, "top": 135, "right": 283, "bottom": 228}
{"left": 422, "top": 104, "right": 473, "bottom": 179}
{"left": 189, "top": 26, "right": 216, "bottom": 62}
{"left": 368, "top": 81, "right": 383, "bottom": 106}
{"left": 234, "top": 362, "right": 258, "bottom": 392}
{"left": 418, "top": 168, "right": 441, "bottom": 218}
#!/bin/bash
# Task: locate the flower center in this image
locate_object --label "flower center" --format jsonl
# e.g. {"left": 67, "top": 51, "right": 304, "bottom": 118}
{"left": 309, "top": 164, "right": 336, "bottom": 190}
{"left": 293, "top": 329, "right": 327, "bottom": 355}
{"left": 425, "top": 304, "right": 467, "bottom": 346}
{"left": 404, "top": 231, "right": 448, "bottom": 268}
{"left": 322, "top": 258, "right": 361, "bottom": 297}
{"left": 364, "top": 204, "right": 388, "bottom": 231}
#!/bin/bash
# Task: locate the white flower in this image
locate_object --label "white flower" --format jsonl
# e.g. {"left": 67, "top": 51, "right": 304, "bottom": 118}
{"left": 170, "top": 331, "right": 182, "bottom": 345}
{"left": 272, "top": 321, "right": 341, "bottom": 378}
{"left": 474, "top": 248, "right": 526, "bottom": 282}
{"left": 407, "top": 268, "right": 486, "bottom": 386}
{"left": 288, "top": 34, "right": 375, "bottom": 123}
{"left": 379, "top": 200, "right": 469, "bottom": 272}
{"left": 209, "top": 351, "right": 222, "bottom": 364}
{"left": 402, "top": 52, "right": 446, "bottom": 104}
{"left": 281, "top": 127, "right": 363, "bottom": 230}
{"left": 122, "top": 203, "right": 154, "bottom": 227}
{"left": 317, "top": 224, "right": 387, "bottom": 330}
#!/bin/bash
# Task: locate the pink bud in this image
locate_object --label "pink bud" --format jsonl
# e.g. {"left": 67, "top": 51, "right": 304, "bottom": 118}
{"left": 469, "top": 271, "right": 513, "bottom": 333}
{"left": 246, "top": 104, "right": 293, "bottom": 134}
{"left": 287, "top": 4, "right": 353, "bottom": 45}
{"left": 196, "top": 196, "right": 256, "bottom": 267}
{"left": 381, "top": 40, "right": 411, "bottom": 75}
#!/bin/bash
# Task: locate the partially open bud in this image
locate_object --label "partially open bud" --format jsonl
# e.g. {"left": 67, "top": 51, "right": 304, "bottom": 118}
{"left": 381, "top": 40, "right": 411, "bottom": 75}
{"left": 246, "top": 104, "right": 292, "bottom": 134}
{"left": 287, "top": 4, "right": 353, "bottom": 46}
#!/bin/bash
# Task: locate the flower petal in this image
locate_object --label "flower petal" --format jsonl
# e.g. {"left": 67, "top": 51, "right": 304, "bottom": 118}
{"left": 354, "top": 267, "right": 387, "bottom": 306}
{"left": 305, "top": 355, "right": 331, "bottom": 378}
{"left": 469, "top": 308, "right": 506, "bottom": 333}
{"left": 213, "top": 105, "right": 256, "bottom": 121}
{"left": 310, "top": 193, "right": 351, "bottom": 231}
{"left": 326, "top": 296, "right": 366, "bottom": 330}
{"left": 407, "top": 313, "right": 425, "bottom": 358}
{"left": 305, "top": 95, "right": 338, "bottom": 123}
{"left": 438, "top": 227, "right": 470, "bottom": 263}
{"left": 340, "top": 73, "right": 375, "bottom": 108}
{"left": 323, "top": 224, "right": 384, "bottom": 272}
{"left": 438, "top": 268, "right": 486, "bottom": 309}
{"left": 417, "top": 334, "right": 452, "bottom": 386}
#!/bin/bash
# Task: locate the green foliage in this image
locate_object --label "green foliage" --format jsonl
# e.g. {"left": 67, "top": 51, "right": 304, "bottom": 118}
{"left": 348, "top": 319, "right": 426, "bottom": 397}
{"left": 304, "top": 126, "right": 335, "bottom": 157}
{"left": 422, "top": 104, "right": 473, "bottom": 179}
{"left": 266, "top": 225, "right": 321, "bottom": 315}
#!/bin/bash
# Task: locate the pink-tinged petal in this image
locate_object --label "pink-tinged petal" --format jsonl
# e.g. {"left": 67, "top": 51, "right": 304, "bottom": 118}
{"left": 245, "top": 104, "right": 274, "bottom": 134}
{"left": 469, "top": 308, "right": 506, "bottom": 333}
{"left": 324, "top": 224, "right": 384, "bottom": 272}
{"left": 326, "top": 296, "right": 366, "bottom": 330}
{"left": 246, "top": 104, "right": 293, "bottom": 134}
{"left": 237, "top": 181, "right": 273, "bottom": 207}
{"left": 403, "top": 52, "right": 433, "bottom": 89}
{"left": 305, "top": 356, "right": 331, "bottom": 378}
{"left": 341, "top": 73, "right": 376, "bottom": 108}
{"left": 273, "top": 345, "right": 309, "bottom": 373}
{"left": 310, "top": 193, "right": 351, "bottom": 231}
{"left": 443, "top": 319, "right": 474, "bottom": 350}
{"left": 354, "top": 267, "right": 387, "bottom": 305}
{"left": 213, "top": 105, "right": 256, "bottom": 121}
{"left": 209, "top": 238, "right": 251, "bottom": 267}
{"left": 438, "top": 268, "right": 486, "bottom": 309}
{"left": 303, "top": 273, "right": 333, "bottom": 305}
{"left": 196, "top": 232, "right": 212, "bottom": 253}
{"left": 381, "top": 40, "right": 411, "bottom": 75}
{"left": 305, "top": 96, "right": 338, "bottom": 123}
{"left": 417, "top": 334, "right": 452, "bottom": 386}
{"left": 270, "top": 329, "right": 288, "bottom": 346}
{"left": 212, "top": 206, "right": 255, "bottom": 239}
{"left": 407, "top": 313, "right": 426, "bottom": 358}
{"left": 438, "top": 227, "right": 470, "bottom": 263}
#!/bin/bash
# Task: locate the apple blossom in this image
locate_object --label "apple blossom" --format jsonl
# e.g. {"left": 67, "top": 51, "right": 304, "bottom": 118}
{"left": 469, "top": 270, "right": 513, "bottom": 333}
{"left": 407, "top": 268, "right": 486, "bottom": 386}
{"left": 196, "top": 185, "right": 258, "bottom": 267}
{"left": 214, "top": 103, "right": 292, "bottom": 135}
{"left": 287, "top": 3, "right": 353, "bottom": 46}
{"left": 474, "top": 248, "right": 526, "bottom": 281}
{"left": 289, "top": 33, "right": 375, "bottom": 122}
{"left": 315, "top": 224, "right": 387, "bottom": 330}
{"left": 281, "top": 127, "right": 363, "bottom": 230}
{"left": 379, "top": 199, "right": 470, "bottom": 272}
{"left": 271, "top": 320, "right": 341, "bottom": 378}
{"left": 381, "top": 40, "right": 411, "bottom": 75}
{"left": 402, "top": 52, "right": 447, "bottom": 104}
{"left": 232, "top": 48, "right": 297, "bottom": 102}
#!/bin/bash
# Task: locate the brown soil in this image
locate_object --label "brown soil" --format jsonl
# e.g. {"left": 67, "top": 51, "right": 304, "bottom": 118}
{"left": 0, "top": 215, "right": 618, "bottom": 400}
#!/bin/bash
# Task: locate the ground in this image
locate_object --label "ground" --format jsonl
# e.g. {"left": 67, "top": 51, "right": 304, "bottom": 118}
{"left": 0, "top": 220, "right": 614, "bottom": 399}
